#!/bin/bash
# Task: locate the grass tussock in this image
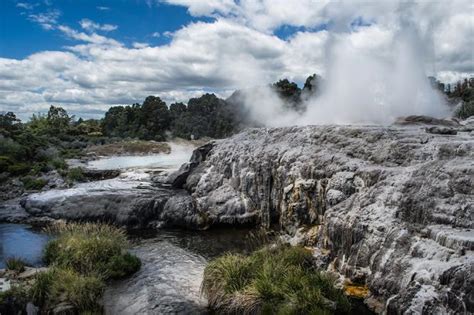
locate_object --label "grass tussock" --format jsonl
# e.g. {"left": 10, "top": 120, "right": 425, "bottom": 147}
{"left": 202, "top": 244, "right": 350, "bottom": 315}
{"left": 5, "top": 257, "right": 26, "bottom": 272}
{"left": 5, "top": 222, "right": 143, "bottom": 313}
{"left": 43, "top": 222, "right": 140, "bottom": 279}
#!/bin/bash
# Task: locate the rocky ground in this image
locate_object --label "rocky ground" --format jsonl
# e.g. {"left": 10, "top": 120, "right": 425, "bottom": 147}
{"left": 1, "top": 116, "right": 473, "bottom": 314}
{"left": 165, "top": 116, "right": 473, "bottom": 314}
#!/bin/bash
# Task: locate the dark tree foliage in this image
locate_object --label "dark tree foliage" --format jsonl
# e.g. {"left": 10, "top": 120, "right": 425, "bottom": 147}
{"left": 0, "top": 112, "right": 21, "bottom": 136}
{"left": 272, "top": 79, "right": 303, "bottom": 112}
{"left": 172, "top": 93, "right": 237, "bottom": 139}
{"left": 446, "top": 78, "right": 474, "bottom": 119}
{"left": 47, "top": 105, "right": 73, "bottom": 134}
{"left": 302, "top": 73, "right": 322, "bottom": 95}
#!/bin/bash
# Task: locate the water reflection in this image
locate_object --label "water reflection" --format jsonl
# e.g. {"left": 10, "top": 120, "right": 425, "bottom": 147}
{"left": 0, "top": 224, "right": 50, "bottom": 268}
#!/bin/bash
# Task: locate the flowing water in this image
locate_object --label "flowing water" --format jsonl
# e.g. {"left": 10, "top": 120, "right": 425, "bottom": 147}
{"left": 86, "top": 143, "right": 194, "bottom": 171}
{"left": 1, "top": 144, "right": 373, "bottom": 314}
{"left": 104, "top": 229, "right": 253, "bottom": 314}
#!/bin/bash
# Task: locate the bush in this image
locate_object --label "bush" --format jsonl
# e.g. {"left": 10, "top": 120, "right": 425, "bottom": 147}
{"left": 21, "top": 176, "right": 48, "bottom": 190}
{"left": 48, "top": 268, "right": 105, "bottom": 312}
{"left": 202, "top": 244, "right": 351, "bottom": 314}
{"left": 51, "top": 158, "right": 67, "bottom": 170}
{"left": 30, "top": 270, "right": 54, "bottom": 307}
{"left": 107, "top": 252, "right": 141, "bottom": 279}
{"left": 44, "top": 222, "right": 140, "bottom": 279}
{"left": 0, "top": 156, "right": 13, "bottom": 173}
{"left": 5, "top": 257, "right": 26, "bottom": 272}
{"left": 67, "top": 167, "right": 85, "bottom": 182}
{"left": 0, "top": 285, "right": 29, "bottom": 314}
{"left": 7, "top": 163, "right": 31, "bottom": 176}
{"left": 455, "top": 100, "right": 474, "bottom": 119}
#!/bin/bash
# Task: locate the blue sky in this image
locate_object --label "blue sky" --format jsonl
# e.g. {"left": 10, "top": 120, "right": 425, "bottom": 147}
{"left": 0, "top": 0, "right": 216, "bottom": 59}
{"left": 0, "top": 0, "right": 471, "bottom": 120}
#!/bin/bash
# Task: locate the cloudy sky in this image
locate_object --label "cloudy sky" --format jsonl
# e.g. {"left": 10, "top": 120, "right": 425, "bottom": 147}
{"left": 0, "top": 0, "right": 473, "bottom": 120}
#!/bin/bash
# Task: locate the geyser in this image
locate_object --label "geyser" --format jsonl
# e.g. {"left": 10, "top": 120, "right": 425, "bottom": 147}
{"left": 240, "top": 15, "right": 449, "bottom": 126}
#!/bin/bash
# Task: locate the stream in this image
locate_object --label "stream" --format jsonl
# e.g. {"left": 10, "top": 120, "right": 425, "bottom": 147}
{"left": 0, "top": 143, "right": 373, "bottom": 314}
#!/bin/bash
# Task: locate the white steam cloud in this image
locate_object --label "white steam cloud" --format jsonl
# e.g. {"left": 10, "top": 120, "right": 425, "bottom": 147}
{"left": 239, "top": 12, "right": 449, "bottom": 126}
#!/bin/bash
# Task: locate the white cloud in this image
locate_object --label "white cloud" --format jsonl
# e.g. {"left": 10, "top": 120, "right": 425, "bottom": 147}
{"left": 151, "top": 32, "right": 161, "bottom": 38}
{"left": 1, "top": 1, "right": 473, "bottom": 120}
{"left": 96, "top": 6, "right": 110, "bottom": 11}
{"left": 28, "top": 10, "right": 61, "bottom": 30}
{"left": 79, "top": 19, "right": 118, "bottom": 32}
{"left": 57, "top": 25, "right": 121, "bottom": 46}
{"left": 16, "top": 2, "right": 36, "bottom": 10}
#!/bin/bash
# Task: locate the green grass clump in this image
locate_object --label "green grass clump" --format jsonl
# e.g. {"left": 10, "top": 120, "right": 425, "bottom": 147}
{"left": 44, "top": 222, "right": 140, "bottom": 279}
{"left": 67, "top": 167, "right": 85, "bottom": 182}
{"left": 0, "top": 285, "right": 29, "bottom": 313}
{"left": 30, "top": 270, "right": 54, "bottom": 307}
{"left": 31, "top": 223, "right": 141, "bottom": 313}
{"left": 7, "top": 163, "right": 31, "bottom": 176}
{"left": 106, "top": 252, "right": 141, "bottom": 279}
{"left": 48, "top": 268, "right": 105, "bottom": 312}
{"left": 5, "top": 257, "right": 26, "bottom": 272}
{"left": 202, "top": 244, "right": 350, "bottom": 315}
{"left": 21, "top": 176, "right": 48, "bottom": 190}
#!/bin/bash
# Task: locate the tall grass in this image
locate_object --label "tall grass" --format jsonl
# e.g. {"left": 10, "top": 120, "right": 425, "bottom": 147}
{"left": 202, "top": 244, "right": 350, "bottom": 314}
{"left": 5, "top": 257, "right": 26, "bottom": 272}
{"left": 24, "top": 222, "right": 142, "bottom": 313}
{"left": 43, "top": 222, "right": 139, "bottom": 279}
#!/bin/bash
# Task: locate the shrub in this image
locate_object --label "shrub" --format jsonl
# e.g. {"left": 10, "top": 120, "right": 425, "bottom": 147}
{"left": 106, "top": 252, "right": 141, "bottom": 279}
{"left": 455, "top": 100, "right": 474, "bottom": 119}
{"left": 30, "top": 270, "right": 54, "bottom": 307}
{"left": 0, "top": 284, "right": 29, "bottom": 314}
{"left": 51, "top": 158, "right": 67, "bottom": 170}
{"left": 202, "top": 244, "right": 350, "bottom": 314}
{"left": 0, "top": 156, "right": 13, "bottom": 173}
{"left": 48, "top": 268, "right": 105, "bottom": 312}
{"left": 7, "top": 163, "right": 31, "bottom": 176}
{"left": 67, "top": 167, "right": 85, "bottom": 182}
{"left": 5, "top": 257, "right": 26, "bottom": 272}
{"left": 44, "top": 222, "right": 140, "bottom": 279}
{"left": 21, "top": 176, "right": 48, "bottom": 190}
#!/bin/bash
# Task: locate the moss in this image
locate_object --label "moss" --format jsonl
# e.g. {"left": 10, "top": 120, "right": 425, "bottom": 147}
{"left": 202, "top": 244, "right": 351, "bottom": 314}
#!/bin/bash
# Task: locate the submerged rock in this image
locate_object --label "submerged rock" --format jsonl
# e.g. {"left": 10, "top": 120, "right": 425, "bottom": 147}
{"left": 166, "top": 124, "right": 473, "bottom": 314}
{"left": 103, "top": 238, "right": 207, "bottom": 315}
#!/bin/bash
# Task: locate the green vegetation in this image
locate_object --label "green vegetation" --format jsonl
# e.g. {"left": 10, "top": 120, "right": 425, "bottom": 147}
{"left": 48, "top": 268, "right": 105, "bottom": 312}
{"left": 0, "top": 284, "right": 29, "bottom": 313}
{"left": 0, "top": 106, "right": 101, "bottom": 195}
{"left": 1, "top": 223, "right": 140, "bottom": 313}
{"left": 5, "top": 257, "right": 26, "bottom": 272}
{"left": 202, "top": 244, "right": 350, "bottom": 314}
{"left": 44, "top": 222, "right": 140, "bottom": 279}
{"left": 21, "top": 176, "right": 48, "bottom": 190}
{"left": 455, "top": 100, "right": 474, "bottom": 119}
{"left": 66, "top": 167, "right": 85, "bottom": 182}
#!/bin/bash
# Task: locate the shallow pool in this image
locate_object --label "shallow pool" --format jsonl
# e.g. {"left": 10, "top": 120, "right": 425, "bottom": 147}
{"left": 0, "top": 224, "right": 50, "bottom": 269}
